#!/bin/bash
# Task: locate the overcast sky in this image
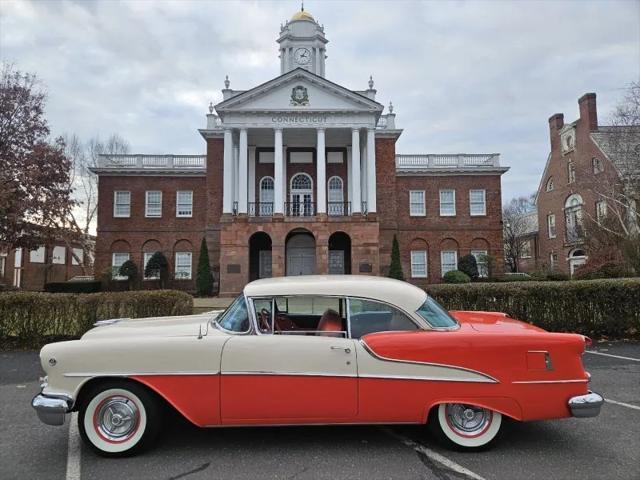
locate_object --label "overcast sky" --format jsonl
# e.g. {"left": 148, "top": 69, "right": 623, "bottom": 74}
{"left": 1, "top": 0, "right": 638, "bottom": 202}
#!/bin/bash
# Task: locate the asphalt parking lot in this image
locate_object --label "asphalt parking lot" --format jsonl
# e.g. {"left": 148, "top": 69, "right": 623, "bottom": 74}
{"left": 1, "top": 342, "right": 638, "bottom": 480}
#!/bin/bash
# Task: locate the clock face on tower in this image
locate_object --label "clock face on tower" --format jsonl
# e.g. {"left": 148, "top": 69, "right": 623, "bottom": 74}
{"left": 294, "top": 47, "right": 311, "bottom": 65}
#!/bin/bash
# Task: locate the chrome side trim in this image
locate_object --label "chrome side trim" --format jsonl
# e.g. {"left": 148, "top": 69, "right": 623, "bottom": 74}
{"left": 358, "top": 373, "right": 494, "bottom": 383}
{"left": 64, "top": 371, "right": 219, "bottom": 378}
{"left": 93, "top": 318, "right": 128, "bottom": 327}
{"left": 359, "top": 339, "right": 499, "bottom": 383}
{"left": 222, "top": 371, "right": 356, "bottom": 378}
{"left": 204, "top": 421, "right": 419, "bottom": 428}
{"left": 512, "top": 379, "right": 588, "bottom": 384}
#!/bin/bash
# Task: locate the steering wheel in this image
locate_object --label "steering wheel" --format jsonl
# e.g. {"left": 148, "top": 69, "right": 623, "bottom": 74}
{"left": 259, "top": 308, "right": 272, "bottom": 332}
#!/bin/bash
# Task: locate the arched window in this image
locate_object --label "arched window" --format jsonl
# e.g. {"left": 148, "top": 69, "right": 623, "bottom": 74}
{"left": 546, "top": 177, "right": 554, "bottom": 192}
{"left": 259, "top": 176, "right": 274, "bottom": 216}
{"left": 327, "top": 176, "right": 344, "bottom": 215}
{"left": 291, "top": 173, "right": 312, "bottom": 191}
{"left": 564, "top": 194, "right": 584, "bottom": 242}
{"left": 289, "top": 173, "right": 313, "bottom": 216}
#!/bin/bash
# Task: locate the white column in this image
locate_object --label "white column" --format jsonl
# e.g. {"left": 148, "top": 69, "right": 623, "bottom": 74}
{"left": 346, "top": 146, "right": 353, "bottom": 207}
{"left": 315, "top": 47, "right": 321, "bottom": 75}
{"left": 232, "top": 142, "right": 239, "bottom": 210}
{"left": 222, "top": 128, "right": 233, "bottom": 214}
{"left": 351, "top": 128, "right": 361, "bottom": 214}
{"left": 366, "top": 128, "right": 376, "bottom": 213}
{"left": 360, "top": 134, "right": 367, "bottom": 211}
{"left": 248, "top": 146, "right": 256, "bottom": 207}
{"left": 316, "top": 128, "right": 326, "bottom": 214}
{"left": 282, "top": 145, "right": 287, "bottom": 205}
{"left": 274, "top": 128, "right": 284, "bottom": 214}
{"left": 238, "top": 128, "right": 248, "bottom": 214}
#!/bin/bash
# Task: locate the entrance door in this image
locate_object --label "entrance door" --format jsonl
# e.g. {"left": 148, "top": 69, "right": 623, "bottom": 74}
{"left": 220, "top": 334, "right": 358, "bottom": 423}
{"left": 290, "top": 173, "right": 313, "bottom": 216}
{"left": 286, "top": 232, "right": 316, "bottom": 276}
{"left": 328, "top": 250, "right": 345, "bottom": 274}
{"left": 259, "top": 250, "right": 272, "bottom": 278}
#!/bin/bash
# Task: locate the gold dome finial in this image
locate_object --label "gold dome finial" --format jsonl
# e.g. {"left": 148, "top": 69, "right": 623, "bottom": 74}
{"left": 291, "top": 2, "right": 315, "bottom": 22}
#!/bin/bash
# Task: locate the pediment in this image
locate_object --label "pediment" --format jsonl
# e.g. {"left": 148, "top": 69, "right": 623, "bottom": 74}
{"left": 215, "top": 68, "right": 383, "bottom": 114}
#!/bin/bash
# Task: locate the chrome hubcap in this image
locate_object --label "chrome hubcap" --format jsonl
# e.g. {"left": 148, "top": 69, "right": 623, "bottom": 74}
{"left": 446, "top": 404, "right": 491, "bottom": 436}
{"left": 95, "top": 396, "right": 139, "bottom": 441}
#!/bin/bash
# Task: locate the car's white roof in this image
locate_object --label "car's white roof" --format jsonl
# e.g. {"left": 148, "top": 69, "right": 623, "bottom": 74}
{"left": 244, "top": 275, "right": 427, "bottom": 312}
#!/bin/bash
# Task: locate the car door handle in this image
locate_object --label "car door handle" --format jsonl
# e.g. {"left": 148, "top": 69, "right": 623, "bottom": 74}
{"left": 331, "top": 346, "right": 351, "bottom": 354}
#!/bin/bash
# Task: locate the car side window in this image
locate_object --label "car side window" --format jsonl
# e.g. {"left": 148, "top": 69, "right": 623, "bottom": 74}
{"left": 253, "top": 298, "right": 274, "bottom": 333}
{"left": 216, "top": 295, "right": 250, "bottom": 333}
{"left": 348, "top": 298, "right": 419, "bottom": 339}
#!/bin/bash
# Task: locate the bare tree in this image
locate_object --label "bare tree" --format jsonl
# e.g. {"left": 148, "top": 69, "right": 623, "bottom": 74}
{"left": 578, "top": 82, "right": 640, "bottom": 273}
{"left": 56, "top": 133, "right": 129, "bottom": 273}
{"left": 503, "top": 194, "right": 536, "bottom": 272}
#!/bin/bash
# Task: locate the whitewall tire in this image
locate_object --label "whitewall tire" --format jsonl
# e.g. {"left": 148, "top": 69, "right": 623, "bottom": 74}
{"left": 430, "top": 403, "right": 502, "bottom": 450}
{"left": 78, "top": 381, "right": 161, "bottom": 457}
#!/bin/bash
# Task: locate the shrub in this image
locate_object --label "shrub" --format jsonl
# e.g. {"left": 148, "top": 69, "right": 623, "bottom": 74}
{"left": 574, "top": 262, "right": 629, "bottom": 280}
{"left": 0, "top": 290, "right": 193, "bottom": 348}
{"left": 426, "top": 278, "right": 640, "bottom": 338}
{"left": 44, "top": 281, "right": 102, "bottom": 293}
{"left": 119, "top": 260, "right": 139, "bottom": 290}
{"left": 388, "top": 235, "right": 404, "bottom": 281}
{"left": 443, "top": 270, "right": 471, "bottom": 284}
{"left": 145, "top": 251, "right": 169, "bottom": 288}
{"left": 196, "top": 238, "right": 214, "bottom": 296}
{"left": 458, "top": 254, "right": 479, "bottom": 280}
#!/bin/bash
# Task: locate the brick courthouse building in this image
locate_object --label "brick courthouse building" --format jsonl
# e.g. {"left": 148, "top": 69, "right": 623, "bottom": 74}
{"left": 92, "top": 8, "right": 509, "bottom": 295}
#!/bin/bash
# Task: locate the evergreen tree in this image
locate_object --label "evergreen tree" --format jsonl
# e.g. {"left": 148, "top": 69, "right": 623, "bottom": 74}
{"left": 196, "top": 238, "right": 214, "bottom": 296}
{"left": 458, "top": 254, "right": 479, "bottom": 280}
{"left": 145, "top": 251, "right": 169, "bottom": 288}
{"left": 388, "top": 235, "right": 404, "bottom": 280}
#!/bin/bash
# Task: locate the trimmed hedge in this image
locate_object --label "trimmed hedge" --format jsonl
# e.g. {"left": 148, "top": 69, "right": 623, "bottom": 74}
{"left": 44, "top": 281, "right": 102, "bottom": 293}
{"left": 0, "top": 290, "right": 193, "bottom": 347}
{"left": 426, "top": 278, "right": 640, "bottom": 339}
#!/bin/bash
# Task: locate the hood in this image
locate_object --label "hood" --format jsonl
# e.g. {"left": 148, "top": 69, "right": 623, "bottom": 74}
{"left": 449, "top": 310, "right": 546, "bottom": 334}
{"left": 81, "top": 310, "right": 225, "bottom": 340}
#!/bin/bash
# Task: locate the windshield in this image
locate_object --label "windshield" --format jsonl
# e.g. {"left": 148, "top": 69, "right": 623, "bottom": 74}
{"left": 215, "top": 295, "right": 250, "bottom": 333}
{"left": 416, "top": 296, "right": 458, "bottom": 328}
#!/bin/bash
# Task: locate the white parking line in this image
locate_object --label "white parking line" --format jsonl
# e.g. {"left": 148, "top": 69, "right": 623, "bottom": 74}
{"left": 606, "top": 399, "right": 640, "bottom": 411}
{"left": 66, "top": 412, "right": 81, "bottom": 480}
{"left": 381, "top": 427, "right": 487, "bottom": 480}
{"left": 585, "top": 351, "right": 640, "bottom": 362}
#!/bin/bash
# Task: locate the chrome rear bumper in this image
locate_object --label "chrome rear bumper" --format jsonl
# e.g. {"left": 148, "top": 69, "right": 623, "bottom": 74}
{"left": 32, "top": 394, "right": 72, "bottom": 426}
{"left": 568, "top": 391, "right": 604, "bottom": 418}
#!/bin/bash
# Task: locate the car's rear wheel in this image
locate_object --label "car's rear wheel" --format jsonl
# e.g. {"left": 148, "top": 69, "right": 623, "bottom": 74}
{"left": 78, "top": 381, "right": 161, "bottom": 457}
{"left": 429, "top": 403, "right": 502, "bottom": 450}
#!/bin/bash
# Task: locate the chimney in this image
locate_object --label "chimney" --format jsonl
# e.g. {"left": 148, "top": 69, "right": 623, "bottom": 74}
{"left": 548, "top": 113, "right": 564, "bottom": 149}
{"left": 578, "top": 93, "right": 598, "bottom": 131}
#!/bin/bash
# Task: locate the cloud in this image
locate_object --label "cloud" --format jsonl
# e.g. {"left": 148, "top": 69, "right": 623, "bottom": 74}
{"left": 1, "top": 0, "right": 638, "bottom": 201}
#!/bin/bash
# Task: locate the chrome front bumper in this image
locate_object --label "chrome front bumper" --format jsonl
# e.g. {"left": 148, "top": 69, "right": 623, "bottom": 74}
{"left": 32, "top": 394, "right": 72, "bottom": 426}
{"left": 568, "top": 391, "right": 604, "bottom": 418}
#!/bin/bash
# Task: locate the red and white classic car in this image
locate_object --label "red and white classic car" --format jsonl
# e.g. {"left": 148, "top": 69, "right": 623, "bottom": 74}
{"left": 32, "top": 276, "right": 603, "bottom": 456}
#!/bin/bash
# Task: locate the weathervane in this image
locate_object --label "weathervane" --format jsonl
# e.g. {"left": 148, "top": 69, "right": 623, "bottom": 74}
{"left": 368, "top": 75, "right": 374, "bottom": 90}
{"left": 224, "top": 75, "right": 230, "bottom": 89}
{"left": 208, "top": 102, "right": 214, "bottom": 114}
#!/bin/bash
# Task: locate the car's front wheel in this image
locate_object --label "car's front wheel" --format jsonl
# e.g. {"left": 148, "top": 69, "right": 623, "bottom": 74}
{"left": 429, "top": 403, "right": 502, "bottom": 450}
{"left": 78, "top": 381, "right": 161, "bottom": 457}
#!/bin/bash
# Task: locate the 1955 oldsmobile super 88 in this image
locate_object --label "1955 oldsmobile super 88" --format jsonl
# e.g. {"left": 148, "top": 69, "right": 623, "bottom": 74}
{"left": 32, "top": 276, "right": 603, "bottom": 456}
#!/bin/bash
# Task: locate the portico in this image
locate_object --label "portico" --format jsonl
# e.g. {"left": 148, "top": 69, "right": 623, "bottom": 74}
{"left": 218, "top": 125, "right": 377, "bottom": 217}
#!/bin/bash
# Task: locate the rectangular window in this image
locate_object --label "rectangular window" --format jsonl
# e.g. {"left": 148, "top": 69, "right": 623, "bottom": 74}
{"left": 441, "top": 250, "right": 458, "bottom": 276}
{"left": 568, "top": 163, "right": 576, "bottom": 184}
{"left": 439, "top": 189, "right": 456, "bottom": 216}
{"left": 596, "top": 201, "right": 607, "bottom": 223}
{"left": 176, "top": 190, "right": 193, "bottom": 218}
{"left": 30, "top": 246, "right": 45, "bottom": 263}
{"left": 520, "top": 240, "right": 532, "bottom": 259}
{"left": 52, "top": 246, "right": 66, "bottom": 264}
{"left": 593, "top": 158, "right": 604, "bottom": 174}
{"left": 145, "top": 191, "right": 162, "bottom": 217}
{"left": 547, "top": 214, "right": 556, "bottom": 238}
{"left": 471, "top": 250, "right": 489, "bottom": 278}
{"left": 409, "top": 190, "right": 426, "bottom": 216}
{"left": 114, "top": 191, "right": 131, "bottom": 218}
{"left": 550, "top": 252, "right": 558, "bottom": 270}
{"left": 112, "top": 252, "right": 130, "bottom": 280}
{"left": 71, "top": 248, "right": 84, "bottom": 265}
{"left": 469, "top": 189, "right": 486, "bottom": 216}
{"left": 175, "top": 252, "right": 192, "bottom": 280}
{"left": 410, "top": 250, "right": 428, "bottom": 278}
{"left": 143, "top": 252, "right": 159, "bottom": 279}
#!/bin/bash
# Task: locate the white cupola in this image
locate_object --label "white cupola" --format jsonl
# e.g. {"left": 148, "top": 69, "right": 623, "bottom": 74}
{"left": 277, "top": 6, "right": 328, "bottom": 77}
